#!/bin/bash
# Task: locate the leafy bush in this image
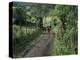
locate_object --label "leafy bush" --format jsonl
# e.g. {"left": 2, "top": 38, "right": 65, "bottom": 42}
{"left": 13, "top": 25, "right": 42, "bottom": 57}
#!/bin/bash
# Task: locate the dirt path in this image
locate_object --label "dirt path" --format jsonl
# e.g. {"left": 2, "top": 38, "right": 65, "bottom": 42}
{"left": 24, "top": 31, "right": 53, "bottom": 57}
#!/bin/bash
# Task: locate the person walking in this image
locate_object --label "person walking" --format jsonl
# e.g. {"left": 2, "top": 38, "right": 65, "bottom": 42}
{"left": 47, "top": 26, "right": 51, "bottom": 33}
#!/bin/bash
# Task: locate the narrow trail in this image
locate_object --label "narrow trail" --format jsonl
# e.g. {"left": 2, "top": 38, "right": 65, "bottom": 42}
{"left": 24, "top": 31, "right": 53, "bottom": 57}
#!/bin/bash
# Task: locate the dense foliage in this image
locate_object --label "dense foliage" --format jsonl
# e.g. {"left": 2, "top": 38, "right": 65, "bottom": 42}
{"left": 12, "top": 2, "right": 43, "bottom": 57}
{"left": 12, "top": 2, "right": 78, "bottom": 57}
{"left": 50, "top": 5, "right": 78, "bottom": 55}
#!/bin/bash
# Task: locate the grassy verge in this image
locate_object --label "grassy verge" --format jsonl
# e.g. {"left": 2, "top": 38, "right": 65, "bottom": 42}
{"left": 13, "top": 25, "right": 42, "bottom": 57}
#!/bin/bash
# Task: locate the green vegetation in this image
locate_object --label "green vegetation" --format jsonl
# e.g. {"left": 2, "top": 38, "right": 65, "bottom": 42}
{"left": 13, "top": 25, "right": 42, "bottom": 56}
{"left": 12, "top": 2, "right": 78, "bottom": 57}
{"left": 12, "top": 2, "right": 44, "bottom": 57}
{"left": 50, "top": 5, "right": 78, "bottom": 55}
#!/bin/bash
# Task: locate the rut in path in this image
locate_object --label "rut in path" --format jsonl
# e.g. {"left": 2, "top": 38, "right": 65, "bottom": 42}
{"left": 24, "top": 31, "right": 53, "bottom": 57}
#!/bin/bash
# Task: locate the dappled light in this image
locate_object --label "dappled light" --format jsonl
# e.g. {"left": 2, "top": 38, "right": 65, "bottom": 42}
{"left": 10, "top": 2, "right": 78, "bottom": 58}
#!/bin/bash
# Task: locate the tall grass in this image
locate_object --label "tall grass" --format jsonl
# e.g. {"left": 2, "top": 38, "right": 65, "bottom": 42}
{"left": 50, "top": 20, "right": 77, "bottom": 55}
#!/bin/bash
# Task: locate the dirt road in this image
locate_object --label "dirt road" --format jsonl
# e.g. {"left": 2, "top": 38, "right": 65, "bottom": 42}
{"left": 23, "top": 31, "right": 53, "bottom": 57}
